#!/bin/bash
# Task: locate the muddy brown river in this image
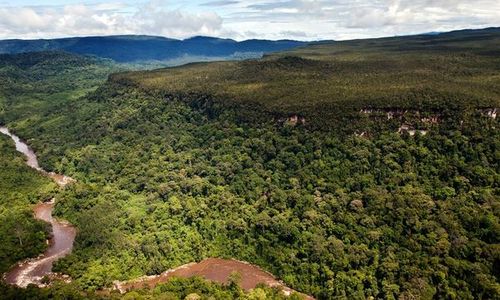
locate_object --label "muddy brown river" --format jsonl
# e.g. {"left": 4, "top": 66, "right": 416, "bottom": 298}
{"left": 1, "top": 126, "right": 76, "bottom": 287}
{"left": 116, "top": 258, "right": 314, "bottom": 299}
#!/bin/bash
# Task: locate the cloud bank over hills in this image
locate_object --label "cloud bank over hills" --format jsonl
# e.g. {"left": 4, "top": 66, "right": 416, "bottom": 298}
{"left": 0, "top": 0, "right": 499, "bottom": 40}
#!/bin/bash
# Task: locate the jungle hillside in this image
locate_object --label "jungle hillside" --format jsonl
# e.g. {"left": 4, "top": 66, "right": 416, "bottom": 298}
{"left": 0, "top": 28, "right": 498, "bottom": 300}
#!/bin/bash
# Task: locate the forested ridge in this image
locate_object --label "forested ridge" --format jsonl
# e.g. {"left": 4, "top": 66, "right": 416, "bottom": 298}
{"left": 0, "top": 28, "right": 499, "bottom": 299}
{"left": 112, "top": 28, "right": 500, "bottom": 131}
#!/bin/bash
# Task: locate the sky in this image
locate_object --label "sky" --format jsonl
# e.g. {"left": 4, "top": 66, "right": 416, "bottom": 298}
{"left": 0, "top": 0, "right": 499, "bottom": 41}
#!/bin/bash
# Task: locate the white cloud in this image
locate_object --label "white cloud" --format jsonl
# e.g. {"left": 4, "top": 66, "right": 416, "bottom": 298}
{"left": 0, "top": 1, "right": 223, "bottom": 39}
{"left": 132, "top": 4, "right": 222, "bottom": 38}
{"left": 0, "top": 7, "right": 54, "bottom": 33}
{"left": 223, "top": 0, "right": 500, "bottom": 40}
{"left": 0, "top": 0, "right": 499, "bottom": 40}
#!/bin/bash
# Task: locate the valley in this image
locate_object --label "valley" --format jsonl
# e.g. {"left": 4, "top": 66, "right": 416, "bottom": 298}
{"left": 0, "top": 125, "right": 311, "bottom": 298}
{"left": 0, "top": 28, "right": 498, "bottom": 299}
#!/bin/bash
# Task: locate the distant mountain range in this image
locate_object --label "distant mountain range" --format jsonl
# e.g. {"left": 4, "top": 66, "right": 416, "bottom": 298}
{"left": 0, "top": 35, "right": 307, "bottom": 63}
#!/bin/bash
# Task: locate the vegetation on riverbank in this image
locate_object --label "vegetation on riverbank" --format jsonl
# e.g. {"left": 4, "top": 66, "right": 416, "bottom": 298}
{"left": 43, "top": 87, "right": 497, "bottom": 299}
{"left": 1, "top": 276, "right": 301, "bottom": 299}
{"left": 0, "top": 134, "right": 56, "bottom": 273}
{"left": 0, "top": 28, "right": 499, "bottom": 299}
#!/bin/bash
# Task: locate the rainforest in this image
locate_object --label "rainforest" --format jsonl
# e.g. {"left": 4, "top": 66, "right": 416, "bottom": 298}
{"left": 0, "top": 28, "right": 499, "bottom": 300}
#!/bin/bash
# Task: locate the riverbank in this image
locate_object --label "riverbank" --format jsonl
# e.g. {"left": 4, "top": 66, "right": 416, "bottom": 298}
{"left": 114, "top": 258, "right": 314, "bottom": 299}
{"left": 1, "top": 126, "right": 76, "bottom": 287}
{"left": 0, "top": 126, "right": 313, "bottom": 298}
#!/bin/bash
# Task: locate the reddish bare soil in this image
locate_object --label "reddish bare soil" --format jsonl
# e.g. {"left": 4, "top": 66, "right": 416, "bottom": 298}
{"left": 116, "top": 258, "right": 314, "bottom": 299}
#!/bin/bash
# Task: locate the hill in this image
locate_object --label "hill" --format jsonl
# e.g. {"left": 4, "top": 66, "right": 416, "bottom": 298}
{"left": 111, "top": 27, "right": 500, "bottom": 131}
{"left": 0, "top": 35, "right": 306, "bottom": 63}
{"left": 0, "top": 28, "right": 498, "bottom": 299}
{"left": 0, "top": 51, "right": 119, "bottom": 132}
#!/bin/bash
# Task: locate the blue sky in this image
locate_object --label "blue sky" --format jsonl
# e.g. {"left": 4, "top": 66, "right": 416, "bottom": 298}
{"left": 0, "top": 0, "right": 499, "bottom": 40}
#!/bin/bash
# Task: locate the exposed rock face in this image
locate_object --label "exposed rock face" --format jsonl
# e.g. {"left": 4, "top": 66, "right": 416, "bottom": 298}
{"left": 359, "top": 108, "right": 439, "bottom": 136}
{"left": 420, "top": 116, "right": 440, "bottom": 124}
{"left": 359, "top": 107, "right": 498, "bottom": 137}
{"left": 360, "top": 108, "right": 442, "bottom": 123}
{"left": 283, "top": 115, "right": 306, "bottom": 126}
{"left": 478, "top": 108, "right": 497, "bottom": 119}
{"left": 360, "top": 108, "right": 410, "bottom": 120}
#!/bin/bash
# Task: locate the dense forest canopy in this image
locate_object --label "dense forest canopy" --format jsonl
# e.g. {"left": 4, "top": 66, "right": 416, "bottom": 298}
{"left": 0, "top": 28, "right": 499, "bottom": 299}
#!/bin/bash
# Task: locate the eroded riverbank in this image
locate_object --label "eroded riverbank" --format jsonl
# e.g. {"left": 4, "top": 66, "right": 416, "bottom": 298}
{"left": 115, "top": 258, "right": 314, "bottom": 299}
{"left": 4, "top": 200, "right": 76, "bottom": 287}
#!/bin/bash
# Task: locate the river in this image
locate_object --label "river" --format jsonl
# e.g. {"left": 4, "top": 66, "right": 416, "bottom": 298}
{"left": 0, "top": 126, "right": 76, "bottom": 287}
{"left": 0, "top": 126, "right": 312, "bottom": 298}
{"left": 115, "top": 258, "right": 314, "bottom": 299}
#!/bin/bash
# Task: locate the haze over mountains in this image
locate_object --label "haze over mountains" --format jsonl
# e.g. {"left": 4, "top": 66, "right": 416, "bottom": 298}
{"left": 0, "top": 35, "right": 307, "bottom": 63}
{"left": 2, "top": 27, "right": 499, "bottom": 65}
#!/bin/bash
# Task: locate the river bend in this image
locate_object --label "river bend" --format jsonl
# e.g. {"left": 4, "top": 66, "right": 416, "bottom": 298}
{"left": 1, "top": 126, "right": 76, "bottom": 287}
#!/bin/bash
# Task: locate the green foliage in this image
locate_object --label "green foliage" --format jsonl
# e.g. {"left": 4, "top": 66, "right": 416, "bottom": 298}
{"left": 5, "top": 87, "right": 495, "bottom": 299}
{"left": 0, "top": 51, "right": 120, "bottom": 142}
{"left": 0, "top": 135, "right": 55, "bottom": 273}
{"left": 0, "top": 30, "right": 499, "bottom": 299}
{"left": 0, "top": 277, "right": 300, "bottom": 300}
{"left": 110, "top": 29, "right": 500, "bottom": 131}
